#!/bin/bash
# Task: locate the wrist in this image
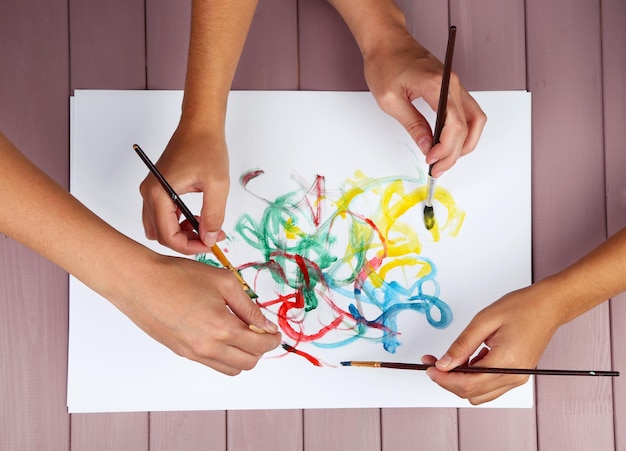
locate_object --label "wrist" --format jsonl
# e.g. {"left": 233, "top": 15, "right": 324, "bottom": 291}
{"left": 328, "top": 0, "right": 410, "bottom": 59}
{"left": 179, "top": 95, "right": 228, "bottom": 132}
{"left": 533, "top": 273, "right": 586, "bottom": 329}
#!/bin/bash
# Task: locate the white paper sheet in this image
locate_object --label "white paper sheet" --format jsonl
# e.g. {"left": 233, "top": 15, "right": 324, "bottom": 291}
{"left": 68, "top": 90, "right": 532, "bottom": 412}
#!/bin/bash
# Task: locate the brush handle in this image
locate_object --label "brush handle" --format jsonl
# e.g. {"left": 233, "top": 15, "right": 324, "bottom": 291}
{"left": 428, "top": 25, "right": 456, "bottom": 178}
{"left": 342, "top": 361, "right": 619, "bottom": 377}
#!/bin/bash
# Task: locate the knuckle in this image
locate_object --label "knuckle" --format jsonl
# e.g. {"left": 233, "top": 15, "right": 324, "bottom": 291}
{"left": 240, "top": 357, "right": 260, "bottom": 372}
{"left": 374, "top": 90, "right": 398, "bottom": 114}
{"left": 404, "top": 118, "right": 429, "bottom": 138}
{"left": 457, "top": 380, "right": 478, "bottom": 398}
{"left": 449, "top": 335, "right": 472, "bottom": 358}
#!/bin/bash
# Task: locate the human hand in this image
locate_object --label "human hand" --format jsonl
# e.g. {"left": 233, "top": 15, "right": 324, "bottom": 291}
{"left": 117, "top": 252, "right": 281, "bottom": 376}
{"left": 363, "top": 34, "right": 486, "bottom": 178}
{"left": 139, "top": 125, "right": 229, "bottom": 255}
{"left": 422, "top": 283, "right": 561, "bottom": 404}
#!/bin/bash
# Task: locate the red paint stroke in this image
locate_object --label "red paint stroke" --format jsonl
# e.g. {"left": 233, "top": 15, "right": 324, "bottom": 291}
{"left": 282, "top": 343, "right": 323, "bottom": 367}
{"left": 240, "top": 169, "right": 265, "bottom": 187}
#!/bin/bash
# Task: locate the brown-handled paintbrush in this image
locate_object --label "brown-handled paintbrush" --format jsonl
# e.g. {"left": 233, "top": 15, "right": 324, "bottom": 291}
{"left": 341, "top": 361, "right": 620, "bottom": 377}
{"left": 132, "top": 144, "right": 258, "bottom": 300}
{"left": 424, "top": 25, "right": 457, "bottom": 230}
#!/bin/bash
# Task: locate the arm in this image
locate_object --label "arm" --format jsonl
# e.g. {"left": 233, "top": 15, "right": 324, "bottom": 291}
{"left": 1, "top": 131, "right": 280, "bottom": 376}
{"left": 140, "top": 0, "right": 258, "bottom": 254}
{"left": 327, "top": 0, "right": 486, "bottom": 177}
{"left": 423, "top": 228, "right": 626, "bottom": 404}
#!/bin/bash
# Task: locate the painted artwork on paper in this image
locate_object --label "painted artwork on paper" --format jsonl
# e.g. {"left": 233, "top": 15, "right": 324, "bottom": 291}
{"left": 69, "top": 90, "right": 532, "bottom": 412}
{"left": 198, "top": 153, "right": 465, "bottom": 366}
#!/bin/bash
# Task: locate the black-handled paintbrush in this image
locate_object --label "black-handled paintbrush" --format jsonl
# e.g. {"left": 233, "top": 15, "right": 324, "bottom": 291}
{"left": 341, "top": 361, "right": 619, "bottom": 377}
{"left": 424, "top": 25, "right": 457, "bottom": 230}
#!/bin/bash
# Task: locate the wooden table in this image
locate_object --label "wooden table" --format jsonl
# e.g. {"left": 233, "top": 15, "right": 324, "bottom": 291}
{"left": 1, "top": 0, "right": 624, "bottom": 449}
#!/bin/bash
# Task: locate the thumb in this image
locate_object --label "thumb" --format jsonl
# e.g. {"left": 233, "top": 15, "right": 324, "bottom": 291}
{"left": 436, "top": 319, "right": 492, "bottom": 371}
{"left": 198, "top": 183, "right": 229, "bottom": 247}
{"left": 227, "top": 291, "right": 279, "bottom": 335}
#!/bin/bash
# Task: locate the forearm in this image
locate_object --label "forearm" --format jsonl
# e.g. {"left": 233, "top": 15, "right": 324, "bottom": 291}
{"left": 540, "top": 228, "right": 626, "bottom": 326}
{"left": 0, "top": 132, "right": 155, "bottom": 305}
{"left": 180, "top": 0, "right": 258, "bottom": 131}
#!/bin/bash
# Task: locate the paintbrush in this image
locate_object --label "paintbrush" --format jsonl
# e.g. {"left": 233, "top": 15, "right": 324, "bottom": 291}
{"left": 340, "top": 361, "right": 619, "bottom": 377}
{"left": 132, "top": 144, "right": 258, "bottom": 300}
{"left": 424, "top": 25, "right": 457, "bottom": 230}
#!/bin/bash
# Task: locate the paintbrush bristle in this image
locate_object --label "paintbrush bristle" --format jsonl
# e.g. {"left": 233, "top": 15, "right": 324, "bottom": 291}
{"left": 423, "top": 205, "right": 435, "bottom": 230}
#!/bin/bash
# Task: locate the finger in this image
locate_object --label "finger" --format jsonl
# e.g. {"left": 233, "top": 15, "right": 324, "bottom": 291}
{"left": 434, "top": 317, "right": 495, "bottom": 371}
{"left": 190, "top": 342, "right": 265, "bottom": 375}
{"left": 376, "top": 93, "right": 434, "bottom": 155}
{"left": 425, "top": 104, "right": 468, "bottom": 177}
{"left": 140, "top": 176, "right": 199, "bottom": 254}
{"left": 198, "top": 178, "right": 230, "bottom": 247}
{"left": 225, "top": 283, "right": 280, "bottom": 335}
{"left": 467, "top": 383, "right": 522, "bottom": 405}
{"left": 426, "top": 365, "right": 495, "bottom": 398}
{"left": 142, "top": 201, "right": 157, "bottom": 241}
{"left": 151, "top": 192, "right": 208, "bottom": 255}
{"left": 184, "top": 315, "right": 280, "bottom": 372}
{"left": 459, "top": 91, "right": 487, "bottom": 156}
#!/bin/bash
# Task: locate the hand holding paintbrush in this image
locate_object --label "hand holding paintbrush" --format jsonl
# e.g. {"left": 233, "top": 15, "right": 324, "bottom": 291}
{"left": 423, "top": 25, "right": 457, "bottom": 230}
{"left": 132, "top": 144, "right": 259, "bottom": 301}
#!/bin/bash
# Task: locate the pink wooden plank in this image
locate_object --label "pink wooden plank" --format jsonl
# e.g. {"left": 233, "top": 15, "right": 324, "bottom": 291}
{"left": 227, "top": 410, "right": 303, "bottom": 450}
{"left": 146, "top": 0, "right": 299, "bottom": 90}
{"left": 71, "top": 414, "right": 148, "bottom": 451}
{"left": 460, "top": 409, "right": 537, "bottom": 450}
{"left": 382, "top": 409, "right": 458, "bottom": 451}
{"left": 0, "top": 1, "right": 71, "bottom": 449}
{"left": 145, "top": 0, "right": 192, "bottom": 89}
{"left": 150, "top": 411, "right": 225, "bottom": 451}
{"left": 297, "top": 0, "right": 367, "bottom": 91}
{"left": 144, "top": 1, "right": 300, "bottom": 448}
{"left": 0, "top": 245, "right": 70, "bottom": 450}
{"left": 602, "top": 0, "right": 626, "bottom": 447}
{"left": 304, "top": 409, "right": 380, "bottom": 450}
{"left": 144, "top": 1, "right": 229, "bottom": 447}
{"left": 296, "top": 2, "right": 381, "bottom": 449}
{"left": 449, "top": 0, "right": 526, "bottom": 90}
{"left": 222, "top": 2, "right": 301, "bottom": 450}
{"left": 526, "top": 0, "right": 614, "bottom": 449}
{"left": 377, "top": 3, "right": 457, "bottom": 449}
{"left": 445, "top": 1, "right": 538, "bottom": 449}
{"left": 233, "top": 0, "right": 299, "bottom": 89}
{"left": 68, "top": 1, "right": 151, "bottom": 448}
{"left": 69, "top": 0, "right": 146, "bottom": 90}
{"left": 397, "top": 0, "right": 448, "bottom": 59}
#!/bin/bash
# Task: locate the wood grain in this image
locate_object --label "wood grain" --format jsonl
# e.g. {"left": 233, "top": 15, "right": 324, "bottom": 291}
{"left": 0, "top": 1, "right": 70, "bottom": 450}
{"left": 0, "top": 0, "right": 623, "bottom": 449}
{"left": 526, "top": 0, "right": 615, "bottom": 449}
{"left": 602, "top": 0, "right": 626, "bottom": 448}
{"left": 69, "top": 0, "right": 150, "bottom": 448}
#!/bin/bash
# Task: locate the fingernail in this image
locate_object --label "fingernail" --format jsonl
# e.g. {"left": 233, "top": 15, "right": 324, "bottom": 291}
{"left": 249, "top": 324, "right": 266, "bottom": 334}
{"left": 203, "top": 231, "right": 219, "bottom": 247}
{"left": 418, "top": 137, "right": 432, "bottom": 154}
{"left": 264, "top": 318, "right": 278, "bottom": 334}
{"left": 437, "top": 354, "right": 453, "bottom": 369}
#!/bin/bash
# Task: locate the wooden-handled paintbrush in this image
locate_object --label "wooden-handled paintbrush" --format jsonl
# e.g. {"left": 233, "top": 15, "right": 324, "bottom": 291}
{"left": 424, "top": 25, "right": 457, "bottom": 230}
